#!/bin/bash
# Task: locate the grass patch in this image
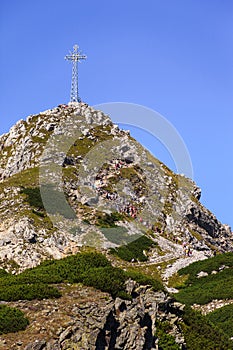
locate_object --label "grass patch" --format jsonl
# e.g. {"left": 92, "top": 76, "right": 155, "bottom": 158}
{"left": 167, "top": 272, "right": 189, "bottom": 289}
{"left": 125, "top": 270, "right": 164, "bottom": 292}
{"left": 119, "top": 166, "right": 147, "bottom": 195}
{"left": 126, "top": 264, "right": 162, "bottom": 285}
{"left": 0, "top": 167, "right": 39, "bottom": 189}
{"left": 66, "top": 125, "right": 113, "bottom": 160}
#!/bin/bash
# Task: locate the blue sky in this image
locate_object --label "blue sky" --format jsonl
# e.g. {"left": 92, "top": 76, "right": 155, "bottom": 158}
{"left": 0, "top": 0, "right": 232, "bottom": 228}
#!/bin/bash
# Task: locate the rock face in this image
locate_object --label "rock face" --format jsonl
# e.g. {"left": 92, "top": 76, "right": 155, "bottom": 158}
{"left": 0, "top": 102, "right": 232, "bottom": 271}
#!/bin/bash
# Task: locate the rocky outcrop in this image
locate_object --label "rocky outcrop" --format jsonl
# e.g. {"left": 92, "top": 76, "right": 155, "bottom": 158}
{"left": 0, "top": 282, "right": 186, "bottom": 350}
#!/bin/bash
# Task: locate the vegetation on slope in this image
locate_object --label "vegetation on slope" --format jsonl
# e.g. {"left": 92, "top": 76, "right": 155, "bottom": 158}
{"left": 206, "top": 304, "right": 233, "bottom": 339}
{"left": 181, "top": 307, "right": 232, "bottom": 350}
{"left": 0, "top": 251, "right": 165, "bottom": 335}
{"left": 0, "top": 251, "right": 163, "bottom": 303}
{"left": 175, "top": 253, "right": 233, "bottom": 305}
{"left": 154, "top": 306, "right": 232, "bottom": 350}
{"left": 173, "top": 253, "right": 233, "bottom": 348}
{"left": 155, "top": 321, "right": 180, "bottom": 350}
{"left": 0, "top": 305, "right": 29, "bottom": 335}
{"left": 177, "top": 252, "right": 233, "bottom": 283}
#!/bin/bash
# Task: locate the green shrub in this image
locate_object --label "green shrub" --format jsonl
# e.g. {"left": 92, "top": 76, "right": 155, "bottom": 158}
{"left": 21, "top": 185, "right": 77, "bottom": 219}
{"left": 155, "top": 321, "right": 180, "bottom": 350}
{"left": 0, "top": 284, "right": 61, "bottom": 301}
{"left": 110, "top": 235, "right": 156, "bottom": 262}
{"left": 20, "top": 187, "right": 44, "bottom": 210}
{"left": 176, "top": 268, "right": 233, "bottom": 305}
{"left": 176, "top": 253, "right": 233, "bottom": 305}
{"left": 82, "top": 266, "right": 127, "bottom": 298}
{"left": 40, "top": 185, "right": 76, "bottom": 219}
{"left": 100, "top": 226, "right": 131, "bottom": 245}
{"left": 0, "top": 252, "right": 164, "bottom": 302}
{"left": 206, "top": 304, "right": 233, "bottom": 338}
{"left": 181, "top": 307, "right": 232, "bottom": 350}
{"left": 96, "top": 212, "right": 125, "bottom": 228}
{"left": 178, "top": 252, "right": 233, "bottom": 285}
{"left": 0, "top": 268, "right": 8, "bottom": 278}
{"left": 0, "top": 305, "right": 29, "bottom": 334}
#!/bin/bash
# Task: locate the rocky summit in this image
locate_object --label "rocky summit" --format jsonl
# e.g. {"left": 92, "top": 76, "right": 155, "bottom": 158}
{"left": 0, "top": 102, "right": 232, "bottom": 349}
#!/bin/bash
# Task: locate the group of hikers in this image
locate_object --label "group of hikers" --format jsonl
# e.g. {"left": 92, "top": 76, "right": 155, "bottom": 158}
{"left": 95, "top": 187, "right": 118, "bottom": 201}
{"left": 182, "top": 241, "right": 192, "bottom": 257}
{"left": 93, "top": 158, "right": 194, "bottom": 258}
{"left": 94, "top": 158, "right": 139, "bottom": 207}
{"left": 93, "top": 159, "right": 146, "bottom": 222}
{"left": 120, "top": 203, "right": 138, "bottom": 219}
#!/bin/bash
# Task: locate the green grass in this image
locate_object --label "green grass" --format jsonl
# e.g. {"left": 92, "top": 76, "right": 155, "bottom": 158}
{"left": 109, "top": 235, "right": 157, "bottom": 262}
{"left": 0, "top": 167, "right": 39, "bottom": 189}
{"left": 125, "top": 269, "right": 164, "bottom": 292}
{"left": 0, "top": 305, "right": 29, "bottom": 335}
{"left": 65, "top": 125, "right": 113, "bottom": 161}
{"left": 119, "top": 166, "right": 147, "bottom": 195}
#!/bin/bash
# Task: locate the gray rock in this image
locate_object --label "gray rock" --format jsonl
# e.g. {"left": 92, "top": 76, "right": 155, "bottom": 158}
{"left": 24, "top": 339, "right": 46, "bottom": 350}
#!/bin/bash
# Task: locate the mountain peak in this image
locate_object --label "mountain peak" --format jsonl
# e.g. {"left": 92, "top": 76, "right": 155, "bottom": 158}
{"left": 0, "top": 103, "right": 232, "bottom": 273}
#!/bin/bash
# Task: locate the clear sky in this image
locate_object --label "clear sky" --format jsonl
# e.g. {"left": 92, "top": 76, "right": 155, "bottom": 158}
{"left": 0, "top": 0, "right": 232, "bottom": 228}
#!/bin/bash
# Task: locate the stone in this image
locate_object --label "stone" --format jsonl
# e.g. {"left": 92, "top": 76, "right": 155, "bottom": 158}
{"left": 59, "top": 326, "right": 73, "bottom": 343}
{"left": 24, "top": 339, "right": 46, "bottom": 350}
{"left": 197, "top": 271, "right": 208, "bottom": 278}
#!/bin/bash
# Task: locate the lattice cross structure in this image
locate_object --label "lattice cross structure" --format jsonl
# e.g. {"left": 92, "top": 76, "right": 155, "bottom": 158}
{"left": 65, "top": 44, "right": 87, "bottom": 103}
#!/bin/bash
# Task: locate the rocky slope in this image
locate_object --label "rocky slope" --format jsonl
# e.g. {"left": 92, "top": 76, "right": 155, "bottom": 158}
{"left": 0, "top": 281, "right": 186, "bottom": 350}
